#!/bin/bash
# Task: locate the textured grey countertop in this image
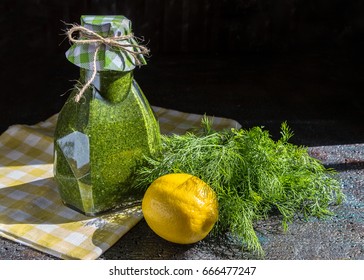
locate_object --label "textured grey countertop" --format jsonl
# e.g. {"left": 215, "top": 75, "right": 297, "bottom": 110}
{"left": 1, "top": 141, "right": 363, "bottom": 260}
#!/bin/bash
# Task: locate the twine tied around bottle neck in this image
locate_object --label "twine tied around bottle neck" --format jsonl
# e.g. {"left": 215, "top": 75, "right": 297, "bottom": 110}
{"left": 66, "top": 25, "right": 150, "bottom": 102}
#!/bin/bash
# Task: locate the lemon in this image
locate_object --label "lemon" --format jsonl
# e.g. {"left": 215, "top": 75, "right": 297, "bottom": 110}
{"left": 142, "top": 173, "right": 218, "bottom": 244}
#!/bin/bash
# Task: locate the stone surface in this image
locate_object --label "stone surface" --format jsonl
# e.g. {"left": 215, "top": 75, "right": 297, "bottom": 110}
{"left": 1, "top": 142, "right": 363, "bottom": 260}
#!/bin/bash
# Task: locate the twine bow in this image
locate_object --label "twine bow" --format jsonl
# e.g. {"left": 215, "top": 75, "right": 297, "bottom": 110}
{"left": 66, "top": 25, "right": 150, "bottom": 102}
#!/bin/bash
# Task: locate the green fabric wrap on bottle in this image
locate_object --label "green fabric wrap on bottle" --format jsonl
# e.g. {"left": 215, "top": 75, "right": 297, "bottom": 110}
{"left": 66, "top": 15, "right": 147, "bottom": 72}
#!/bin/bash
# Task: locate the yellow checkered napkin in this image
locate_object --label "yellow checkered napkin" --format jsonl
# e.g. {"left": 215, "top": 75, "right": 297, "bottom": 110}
{"left": 0, "top": 106, "right": 240, "bottom": 260}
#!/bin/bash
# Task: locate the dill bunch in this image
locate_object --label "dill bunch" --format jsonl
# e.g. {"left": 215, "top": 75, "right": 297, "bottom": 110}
{"left": 133, "top": 118, "right": 344, "bottom": 255}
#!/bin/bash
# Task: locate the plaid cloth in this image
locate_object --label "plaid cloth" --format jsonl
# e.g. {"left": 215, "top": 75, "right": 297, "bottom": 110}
{"left": 0, "top": 106, "right": 240, "bottom": 260}
{"left": 66, "top": 15, "right": 146, "bottom": 72}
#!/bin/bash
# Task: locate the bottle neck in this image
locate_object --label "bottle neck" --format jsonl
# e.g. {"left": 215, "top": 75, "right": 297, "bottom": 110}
{"left": 80, "top": 68, "right": 133, "bottom": 103}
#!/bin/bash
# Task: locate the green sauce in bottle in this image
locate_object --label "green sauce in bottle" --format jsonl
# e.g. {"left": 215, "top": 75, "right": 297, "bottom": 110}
{"left": 53, "top": 15, "right": 160, "bottom": 216}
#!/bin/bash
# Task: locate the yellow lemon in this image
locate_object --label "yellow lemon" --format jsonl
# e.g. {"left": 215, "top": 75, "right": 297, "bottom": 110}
{"left": 142, "top": 173, "right": 218, "bottom": 244}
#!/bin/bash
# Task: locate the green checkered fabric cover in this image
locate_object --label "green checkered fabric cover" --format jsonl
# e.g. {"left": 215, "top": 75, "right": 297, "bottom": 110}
{"left": 66, "top": 15, "right": 147, "bottom": 72}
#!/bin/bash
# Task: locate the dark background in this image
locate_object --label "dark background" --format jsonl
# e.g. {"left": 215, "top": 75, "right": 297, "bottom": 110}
{"left": 1, "top": 0, "right": 364, "bottom": 145}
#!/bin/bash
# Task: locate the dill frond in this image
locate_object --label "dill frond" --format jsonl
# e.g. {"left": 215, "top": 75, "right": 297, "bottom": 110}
{"left": 133, "top": 120, "right": 344, "bottom": 255}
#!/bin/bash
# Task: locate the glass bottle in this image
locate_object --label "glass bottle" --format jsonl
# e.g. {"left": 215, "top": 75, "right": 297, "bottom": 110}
{"left": 53, "top": 16, "right": 160, "bottom": 216}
